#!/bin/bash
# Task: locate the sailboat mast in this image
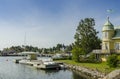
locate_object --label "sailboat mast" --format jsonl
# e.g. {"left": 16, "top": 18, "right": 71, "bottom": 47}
{"left": 24, "top": 32, "right": 26, "bottom": 46}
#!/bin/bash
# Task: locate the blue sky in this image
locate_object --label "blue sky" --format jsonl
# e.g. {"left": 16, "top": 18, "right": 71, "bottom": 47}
{"left": 0, "top": 0, "right": 120, "bottom": 50}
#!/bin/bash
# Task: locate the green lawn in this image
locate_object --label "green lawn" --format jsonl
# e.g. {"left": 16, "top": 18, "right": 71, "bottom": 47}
{"left": 56, "top": 60, "right": 120, "bottom": 73}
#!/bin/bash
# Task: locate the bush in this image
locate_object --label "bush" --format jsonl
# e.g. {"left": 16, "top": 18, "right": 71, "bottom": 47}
{"left": 72, "top": 47, "right": 84, "bottom": 62}
{"left": 107, "top": 54, "right": 118, "bottom": 68}
{"left": 88, "top": 53, "right": 96, "bottom": 60}
{"left": 79, "top": 55, "right": 101, "bottom": 63}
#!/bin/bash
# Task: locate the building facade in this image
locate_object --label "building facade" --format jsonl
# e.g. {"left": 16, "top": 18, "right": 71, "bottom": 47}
{"left": 102, "top": 17, "right": 120, "bottom": 53}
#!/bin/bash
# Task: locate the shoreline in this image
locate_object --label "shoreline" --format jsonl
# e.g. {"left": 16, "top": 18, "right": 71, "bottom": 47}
{"left": 63, "top": 63, "right": 105, "bottom": 79}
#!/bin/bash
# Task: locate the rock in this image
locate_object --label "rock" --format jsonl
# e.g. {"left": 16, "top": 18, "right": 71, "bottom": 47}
{"left": 103, "top": 69, "right": 120, "bottom": 79}
{"left": 63, "top": 64, "right": 104, "bottom": 79}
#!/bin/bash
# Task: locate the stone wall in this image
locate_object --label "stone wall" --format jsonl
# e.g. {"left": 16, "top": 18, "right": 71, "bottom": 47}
{"left": 64, "top": 63, "right": 105, "bottom": 79}
{"left": 103, "top": 69, "right": 120, "bottom": 79}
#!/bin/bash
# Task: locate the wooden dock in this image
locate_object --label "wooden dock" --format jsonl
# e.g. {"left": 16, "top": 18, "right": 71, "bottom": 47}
{"left": 34, "top": 62, "right": 60, "bottom": 69}
{"left": 15, "top": 59, "right": 62, "bottom": 70}
{"left": 18, "top": 60, "right": 42, "bottom": 66}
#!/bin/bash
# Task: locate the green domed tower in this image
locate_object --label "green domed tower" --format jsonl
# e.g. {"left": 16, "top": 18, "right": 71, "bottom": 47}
{"left": 102, "top": 17, "right": 114, "bottom": 53}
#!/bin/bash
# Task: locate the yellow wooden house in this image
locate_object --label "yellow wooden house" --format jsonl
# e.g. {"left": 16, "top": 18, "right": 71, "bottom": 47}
{"left": 102, "top": 17, "right": 120, "bottom": 54}
{"left": 93, "top": 17, "right": 120, "bottom": 61}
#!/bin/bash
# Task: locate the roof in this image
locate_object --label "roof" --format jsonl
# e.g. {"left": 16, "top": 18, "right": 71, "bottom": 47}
{"left": 112, "top": 29, "right": 120, "bottom": 39}
{"left": 102, "top": 18, "right": 114, "bottom": 31}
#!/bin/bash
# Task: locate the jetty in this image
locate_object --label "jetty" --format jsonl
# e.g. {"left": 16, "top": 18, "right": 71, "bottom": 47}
{"left": 34, "top": 59, "right": 60, "bottom": 69}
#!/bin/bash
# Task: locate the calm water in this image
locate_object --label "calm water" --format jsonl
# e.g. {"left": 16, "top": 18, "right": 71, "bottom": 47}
{"left": 0, "top": 57, "right": 87, "bottom": 79}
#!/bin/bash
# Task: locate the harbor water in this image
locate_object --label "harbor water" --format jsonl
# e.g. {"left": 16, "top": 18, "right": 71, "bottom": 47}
{"left": 0, "top": 57, "right": 87, "bottom": 79}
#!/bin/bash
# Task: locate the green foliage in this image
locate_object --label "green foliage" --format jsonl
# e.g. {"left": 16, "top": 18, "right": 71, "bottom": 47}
{"left": 78, "top": 53, "right": 101, "bottom": 63}
{"left": 43, "top": 44, "right": 72, "bottom": 54}
{"left": 64, "top": 44, "right": 73, "bottom": 53}
{"left": 1, "top": 43, "right": 73, "bottom": 55}
{"left": 74, "top": 18, "right": 101, "bottom": 54}
{"left": 2, "top": 45, "right": 42, "bottom": 54}
{"left": 107, "top": 54, "right": 118, "bottom": 68}
{"left": 72, "top": 46, "right": 84, "bottom": 62}
{"left": 56, "top": 44, "right": 63, "bottom": 51}
{"left": 56, "top": 60, "right": 115, "bottom": 73}
{"left": 117, "top": 55, "right": 120, "bottom": 61}
{"left": 88, "top": 53, "right": 96, "bottom": 60}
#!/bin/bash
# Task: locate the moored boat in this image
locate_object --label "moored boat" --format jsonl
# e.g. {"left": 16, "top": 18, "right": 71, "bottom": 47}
{"left": 34, "top": 59, "right": 60, "bottom": 69}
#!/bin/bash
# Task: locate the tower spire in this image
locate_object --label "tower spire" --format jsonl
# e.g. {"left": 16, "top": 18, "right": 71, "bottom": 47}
{"left": 107, "top": 16, "right": 109, "bottom": 21}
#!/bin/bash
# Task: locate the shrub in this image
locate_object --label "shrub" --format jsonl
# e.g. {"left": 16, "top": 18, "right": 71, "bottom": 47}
{"left": 107, "top": 54, "right": 118, "bottom": 68}
{"left": 88, "top": 53, "right": 96, "bottom": 60}
{"left": 78, "top": 53, "right": 101, "bottom": 63}
{"left": 72, "top": 47, "right": 84, "bottom": 62}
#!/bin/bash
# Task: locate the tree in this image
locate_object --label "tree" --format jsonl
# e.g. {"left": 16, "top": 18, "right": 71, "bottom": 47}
{"left": 56, "top": 44, "right": 63, "bottom": 51}
{"left": 74, "top": 18, "right": 101, "bottom": 55}
{"left": 65, "top": 44, "right": 73, "bottom": 53}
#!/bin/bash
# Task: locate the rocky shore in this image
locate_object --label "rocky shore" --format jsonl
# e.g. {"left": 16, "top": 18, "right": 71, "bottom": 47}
{"left": 103, "top": 69, "right": 120, "bottom": 79}
{"left": 64, "top": 63, "right": 105, "bottom": 79}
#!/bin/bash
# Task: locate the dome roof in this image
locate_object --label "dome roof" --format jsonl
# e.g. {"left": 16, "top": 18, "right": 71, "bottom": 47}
{"left": 102, "top": 17, "right": 114, "bottom": 31}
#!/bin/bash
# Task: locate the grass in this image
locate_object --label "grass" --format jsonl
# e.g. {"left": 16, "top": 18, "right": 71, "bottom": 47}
{"left": 56, "top": 60, "right": 120, "bottom": 73}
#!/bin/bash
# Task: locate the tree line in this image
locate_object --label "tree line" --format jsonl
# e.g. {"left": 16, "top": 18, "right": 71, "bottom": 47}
{"left": 1, "top": 44, "right": 73, "bottom": 55}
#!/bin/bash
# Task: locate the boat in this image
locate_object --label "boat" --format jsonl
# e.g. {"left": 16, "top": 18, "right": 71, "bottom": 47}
{"left": 15, "top": 52, "right": 62, "bottom": 70}
{"left": 14, "top": 59, "right": 21, "bottom": 63}
{"left": 34, "top": 59, "right": 60, "bottom": 69}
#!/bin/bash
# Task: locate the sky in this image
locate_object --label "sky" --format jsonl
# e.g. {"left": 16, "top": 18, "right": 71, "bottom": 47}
{"left": 0, "top": 0, "right": 120, "bottom": 50}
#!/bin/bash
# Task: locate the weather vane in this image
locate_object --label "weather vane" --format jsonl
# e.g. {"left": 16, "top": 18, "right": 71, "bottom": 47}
{"left": 106, "top": 9, "right": 114, "bottom": 20}
{"left": 107, "top": 9, "right": 114, "bottom": 13}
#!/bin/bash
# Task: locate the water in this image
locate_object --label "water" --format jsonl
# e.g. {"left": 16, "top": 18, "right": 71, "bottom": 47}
{"left": 0, "top": 57, "right": 87, "bottom": 79}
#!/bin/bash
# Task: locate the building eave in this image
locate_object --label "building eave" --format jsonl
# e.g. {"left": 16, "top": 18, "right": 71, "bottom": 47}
{"left": 112, "top": 37, "right": 120, "bottom": 40}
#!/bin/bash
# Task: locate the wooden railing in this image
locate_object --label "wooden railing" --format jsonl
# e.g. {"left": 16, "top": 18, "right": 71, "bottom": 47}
{"left": 93, "top": 49, "right": 120, "bottom": 54}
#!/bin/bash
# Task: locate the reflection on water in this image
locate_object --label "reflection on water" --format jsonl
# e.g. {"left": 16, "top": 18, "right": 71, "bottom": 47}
{"left": 0, "top": 57, "right": 87, "bottom": 79}
{"left": 72, "top": 71, "right": 87, "bottom": 79}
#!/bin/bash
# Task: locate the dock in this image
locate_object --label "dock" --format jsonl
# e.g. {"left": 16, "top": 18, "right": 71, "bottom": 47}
{"left": 34, "top": 60, "right": 60, "bottom": 69}
{"left": 19, "top": 60, "right": 42, "bottom": 66}
{"left": 15, "top": 59, "right": 62, "bottom": 69}
{"left": 15, "top": 52, "right": 65, "bottom": 70}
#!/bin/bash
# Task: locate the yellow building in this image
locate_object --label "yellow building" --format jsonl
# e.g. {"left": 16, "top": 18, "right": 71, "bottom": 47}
{"left": 93, "top": 17, "right": 120, "bottom": 61}
{"left": 102, "top": 17, "right": 120, "bottom": 53}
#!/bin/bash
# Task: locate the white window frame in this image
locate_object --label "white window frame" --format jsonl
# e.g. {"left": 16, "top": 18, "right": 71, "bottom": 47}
{"left": 102, "top": 43, "right": 109, "bottom": 50}
{"left": 103, "top": 32, "right": 108, "bottom": 39}
{"left": 114, "top": 42, "right": 120, "bottom": 50}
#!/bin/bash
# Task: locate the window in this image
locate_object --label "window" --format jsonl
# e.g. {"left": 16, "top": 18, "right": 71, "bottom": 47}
{"left": 103, "top": 32, "right": 108, "bottom": 38}
{"left": 102, "top": 43, "right": 109, "bottom": 50}
{"left": 115, "top": 43, "right": 120, "bottom": 50}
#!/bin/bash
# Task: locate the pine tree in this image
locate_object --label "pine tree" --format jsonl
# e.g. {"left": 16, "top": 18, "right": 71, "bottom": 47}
{"left": 74, "top": 18, "right": 101, "bottom": 55}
